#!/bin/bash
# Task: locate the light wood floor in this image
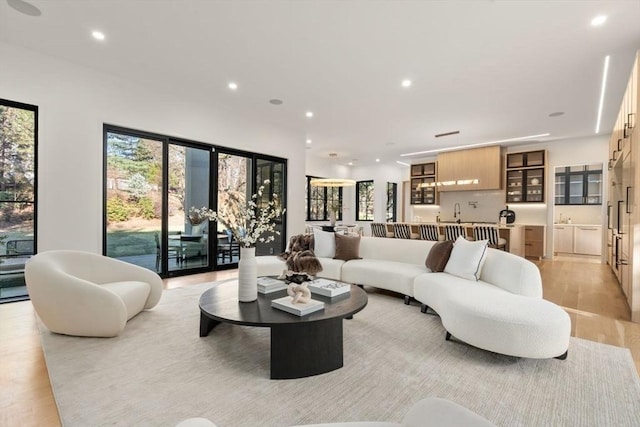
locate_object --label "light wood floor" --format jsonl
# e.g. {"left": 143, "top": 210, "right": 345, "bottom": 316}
{"left": 1, "top": 261, "right": 638, "bottom": 427}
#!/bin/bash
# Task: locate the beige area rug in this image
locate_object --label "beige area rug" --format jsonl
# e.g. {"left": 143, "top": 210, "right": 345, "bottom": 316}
{"left": 40, "top": 281, "right": 640, "bottom": 427}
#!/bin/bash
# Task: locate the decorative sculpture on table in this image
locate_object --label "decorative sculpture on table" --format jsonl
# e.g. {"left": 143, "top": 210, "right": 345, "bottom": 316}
{"left": 287, "top": 283, "right": 312, "bottom": 304}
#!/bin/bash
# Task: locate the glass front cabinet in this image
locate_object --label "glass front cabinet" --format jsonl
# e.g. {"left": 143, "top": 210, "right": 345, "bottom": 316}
{"left": 410, "top": 162, "right": 437, "bottom": 205}
{"left": 506, "top": 150, "right": 546, "bottom": 203}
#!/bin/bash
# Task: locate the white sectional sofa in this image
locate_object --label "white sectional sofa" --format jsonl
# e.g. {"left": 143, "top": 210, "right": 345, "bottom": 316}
{"left": 256, "top": 236, "right": 571, "bottom": 359}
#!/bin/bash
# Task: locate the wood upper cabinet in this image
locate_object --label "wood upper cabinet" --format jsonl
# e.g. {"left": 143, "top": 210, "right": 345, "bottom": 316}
{"left": 436, "top": 145, "right": 502, "bottom": 191}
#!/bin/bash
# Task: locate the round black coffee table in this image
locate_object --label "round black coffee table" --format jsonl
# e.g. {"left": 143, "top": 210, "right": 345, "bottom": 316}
{"left": 199, "top": 280, "right": 368, "bottom": 379}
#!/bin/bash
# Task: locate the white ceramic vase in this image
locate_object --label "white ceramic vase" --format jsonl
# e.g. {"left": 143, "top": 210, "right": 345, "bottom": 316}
{"left": 238, "top": 247, "right": 257, "bottom": 302}
{"left": 329, "top": 211, "right": 337, "bottom": 226}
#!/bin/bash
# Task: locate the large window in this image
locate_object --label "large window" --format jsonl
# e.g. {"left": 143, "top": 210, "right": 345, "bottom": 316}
{"left": 305, "top": 176, "right": 343, "bottom": 221}
{"left": 0, "top": 99, "right": 37, "bottom": 303}
{"left": 387, "top": 182, "right": 397, "bottom": 222}
{"left": 104, "top": 125, "right": 287, "bottom": 277}
{"left": 356, "top": 180, "right": 374, "bottom": 221}
{"left": 555, "top": 164, "right": 602, "bottom": 205}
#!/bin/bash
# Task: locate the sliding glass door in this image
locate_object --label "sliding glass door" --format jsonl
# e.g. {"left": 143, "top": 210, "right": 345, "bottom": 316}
{"left": 216, "top": 151, "right": 251, "bottom": 267}
{"left": 255, "top": 157, "right": 286, "bottom": 256}
{"left": 167, "top": 143, "right": 211, "bottom": 272}
{"left": 104, "top": 125, "right": 287, "bottom": 277}
{"left": 105, "top": 131, "right": 163, "bottom": 272}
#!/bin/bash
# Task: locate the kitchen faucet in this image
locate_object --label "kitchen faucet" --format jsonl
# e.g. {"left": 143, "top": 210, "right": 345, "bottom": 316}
{"left": 454, "top": 203, "right": 461, "bottom": 224}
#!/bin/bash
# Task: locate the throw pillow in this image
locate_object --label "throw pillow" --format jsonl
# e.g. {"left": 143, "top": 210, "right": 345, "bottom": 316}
{"left": 425, "top": 240, "right": 454, "bottom": 272}
{"left": 444, "top": 236, "right": 489, "bottom": 281}
{"left": 312, "top": 228, "right": 336, "bottom": 258}
{"left": 333, "top": 233, "right": 362, "bottom": 261}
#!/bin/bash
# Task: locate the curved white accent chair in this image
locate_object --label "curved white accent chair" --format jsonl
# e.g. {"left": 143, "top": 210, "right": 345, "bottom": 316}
{"left": 25, "top": 250, "right": 163, "bottom": 337}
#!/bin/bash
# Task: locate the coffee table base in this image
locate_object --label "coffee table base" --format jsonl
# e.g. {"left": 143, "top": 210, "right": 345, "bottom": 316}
{"left": 270, "top": 317, "right": 343, "bottom": 379}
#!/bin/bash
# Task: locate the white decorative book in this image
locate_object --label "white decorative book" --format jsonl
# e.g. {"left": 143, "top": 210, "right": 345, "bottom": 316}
{"left": 307, "top": 278, "right": 351, "bottom": 297}
{"left": 257, "top": 277, "right": 287, "bottom": 294}
{"left": 271, "top": 296, "right": 325, "bottom": 316}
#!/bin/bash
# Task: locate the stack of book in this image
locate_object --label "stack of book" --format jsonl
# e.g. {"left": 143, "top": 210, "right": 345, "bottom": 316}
{"left": 271, "top": 296, "right": 325, "bottom": 316}
{"left": 257, "top": 277, "right": 287, "bottom": 294}
{"left": 307, "top": 278, "right": 351, "bottom": 298}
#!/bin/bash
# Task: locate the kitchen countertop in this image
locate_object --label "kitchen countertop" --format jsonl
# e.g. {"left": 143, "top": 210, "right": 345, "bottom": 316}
{"left": 553, "top": 223, "right": 602, "bottom": 227}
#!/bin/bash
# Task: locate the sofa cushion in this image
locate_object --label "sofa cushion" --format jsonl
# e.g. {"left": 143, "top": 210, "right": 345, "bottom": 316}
{"left": 444, "top": 236, "right": 488, "bottom": 281}
{"left": 334, "top": 233, "right": 362, "bottom": 261}
{"left": 425, "top": 240, "right": 454, "bottom": 272}
{"left": 313, "top": 228, "right": 336, "bottom": 258}
{"left": 316, "top": 257, "right": 345, "bottom": 281}
{"left": 358, "top": 237, "right": 436, "bottom": 265}
{"left": 342, "top": 259, "right": 428, "bottom": 297}
{"left": 102, "top": 281, "right": 151, "bottom": 320}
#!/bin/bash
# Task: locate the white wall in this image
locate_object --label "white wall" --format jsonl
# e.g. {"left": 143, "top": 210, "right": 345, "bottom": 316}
{"left": 0, "top": 42, "right": 306, "bottom": 253}
{"left": 305, "top": 155, "right": 405, "bottom": 235}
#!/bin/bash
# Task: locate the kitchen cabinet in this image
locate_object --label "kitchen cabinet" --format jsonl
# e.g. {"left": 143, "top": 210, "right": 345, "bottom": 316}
{"left": 506, "top": 150, "right": 546, "bottom": 203}
{"left": 574, "top": 226, "right": 602, "bottom": 256}
{"left": 553, "top": 225, "right": 574, "bottom": 254}
{"left": 606, "top": 51, "right": 638, "bottom": 322}
{"left": 553, "top": 225, "right": 602, "bottom": 256}
{"left": 436, "top": 145, "right": 502, "bottom": 191}
{"left": 410, "top": 162, "right": 437, "bottom": 205}
{"left": 524, "top": 225, "right": 545, "bottom": 260}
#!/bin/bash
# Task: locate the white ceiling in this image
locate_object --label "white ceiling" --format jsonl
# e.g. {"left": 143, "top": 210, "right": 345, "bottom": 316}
{"left": 1, "top": 0, "right": 639, "bottom": 167}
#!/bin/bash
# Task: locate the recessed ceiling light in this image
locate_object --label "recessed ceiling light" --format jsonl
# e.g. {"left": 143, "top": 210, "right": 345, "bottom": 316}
{"left": 306, "top": 139, "right": 312, "bottom": 144}
{"left": 591, "top": 15, "right": 607, "bottom": 26}
{"left": 269, "top": 99, "right": 283, "bottom": 105}
{"left": 228, "top": 82, "right": 238, "bottom": 90}
{"left": 549, "top": 112, "right": 565, "bottom": 117}
{"left": 401, "top": 79, "right": 412, "bottom": 88}
{"left": 7, "top": 0, "right": 41, "bottom": 16}
{"left": 92, "top": 31, "right": 105, "bottom": 41}
{"left": 376, "top": 158, "right": 380, "bottom": 163}
{"left": 306, "top": 111, "right": 314, "bottom": 118}
{"left": 348, "top": 162, "right": 353, "bottom": 166}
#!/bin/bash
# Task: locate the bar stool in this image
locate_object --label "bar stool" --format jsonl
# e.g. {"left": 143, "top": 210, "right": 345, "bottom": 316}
{"left": 418, "top": 224, "right": 440, "bottom": 241}
{"left": 444, "top": 224, "right": 467, "bottom": 241}
{"left": 393, "top": 223, "right": 419, "bottom": 239}
{"left": 371, "top": 222, "right": 393, "bottom": 238}
{"left": 473, "top": 225, "right": 507, "bottom": 250}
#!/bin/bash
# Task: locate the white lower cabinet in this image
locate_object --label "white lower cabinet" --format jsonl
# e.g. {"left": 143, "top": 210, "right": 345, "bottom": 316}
{"left": 553, "top": 225, "right": 602, "bottom": 256}
{"left": 554, "top": 226, "right": 574, "bottom": 254}
{"left": 574, "top": 226, "right": 602, "bottom": 256}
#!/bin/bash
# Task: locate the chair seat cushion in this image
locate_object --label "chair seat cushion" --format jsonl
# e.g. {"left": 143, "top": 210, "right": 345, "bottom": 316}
{"left": 102, "top": 281, "right": 151, "bottom": 320}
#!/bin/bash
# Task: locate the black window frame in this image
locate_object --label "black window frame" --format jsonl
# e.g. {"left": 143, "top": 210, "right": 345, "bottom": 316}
{"left": 305, "top": 175, "right": 343, "bottom": 221}
{"left": 554, "top": 165, "right": 603, "bottom": 206}
{"left": 103, "top": 124, "right": 287, "bottom": 278}
{"left": 0, "top": 98, "right": 38, "bottom": 303}
{"left": 356, "top": 180, "right": 374, "bottom": 221}
{"left": 386, "top": 182, "right": 397, "bottom": 222}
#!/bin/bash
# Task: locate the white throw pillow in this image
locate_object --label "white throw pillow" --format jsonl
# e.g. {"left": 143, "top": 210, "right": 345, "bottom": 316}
{"left": 312, "top": 228, "right": 336, "bottom": 258}
{"left": 444, "top": 236, "right": 489, "bottom": 281}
